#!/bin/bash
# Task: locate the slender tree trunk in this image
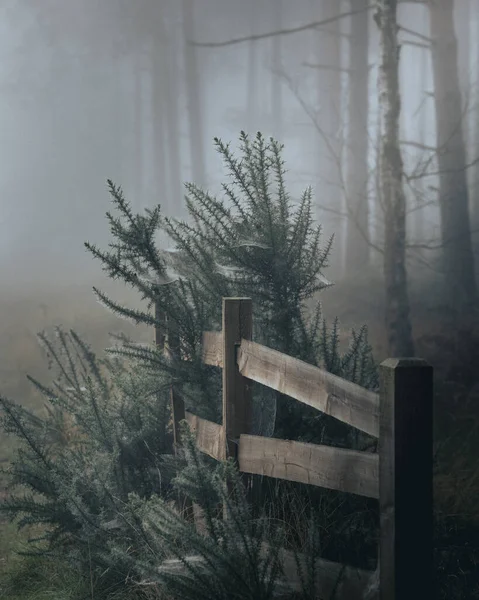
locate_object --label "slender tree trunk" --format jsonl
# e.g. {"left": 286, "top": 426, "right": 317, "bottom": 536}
{"left": 270, "top": 0, "right": 283, "bottom": 140}
{"left": 316, "top": 0, "right": 343, "bottom": 277}
{"left": 150, "top": 44, "right": 168, "bottom": 215}
{"left": 246, "top": 0, "right": 259, "bottom": 134}
{"left": 414, "top": 7, "right": 429, "bottom": 246}
{"left": 182, "top": 0, "right": 207, "bottom": 187}
{"left": 454, "top": 0, "right": 470, "bottom": 127}
{"left": 370, "top": 12, "right": 385, "bottom": 268}
{"left": 134, "top": 50, "right": 144, "bottom": 211}
{"left": 345, "top": 0, "right": 370, "bottom": 273}
{"left": 455, "top": 0, "right": 472, "bottom": 201}
{"left": 110, "top": 56, "right": 123, "bottom": 183}
{"left": 375, "top": 0, "right": 415, "bottom": 357}
{"left": 474, "top": 0, "right": 479, "bottom": 236}
{"left": 429, "top": 0, "right": 477, "bottom": 310}
{"left": 157, "top": 2, "right": 182, "bottom": 218}
{"left": 165, "top": 34, "right": 183, "bottom": 218}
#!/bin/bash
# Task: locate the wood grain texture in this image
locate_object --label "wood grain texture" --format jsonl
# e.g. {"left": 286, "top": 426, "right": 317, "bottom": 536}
{"left": 185, "top": 411, "right": 226, "bottom": 461}
{"left": 222, "top": 298, "right": 253, "bottom": 453}
{"left": 238, "top": 434, "right": 379, "bottom": 498}
{"left": 202, "top": 331, "right": 223, "bottom": 367}
{"left": 237, "top": 338, "right": 379, "bottom": 437}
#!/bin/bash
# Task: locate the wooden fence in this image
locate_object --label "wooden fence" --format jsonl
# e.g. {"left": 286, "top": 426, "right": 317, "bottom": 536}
{"left": 161, "top": 297, "right": 433, "bottom": 600}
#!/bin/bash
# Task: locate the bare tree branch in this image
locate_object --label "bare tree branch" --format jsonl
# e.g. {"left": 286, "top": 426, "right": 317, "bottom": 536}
{"left": 401, "top": 40, "right": 429, "bottom": 49}
{"left": 190, "top": 5, "right": 374, "bottom": 47}
{"left": 400, "top": 140, "right": 437, "bottom": 152}
{"left": 302, "top": 61, "right": 376, "bottom": 74}
{"left": 302, "top": 62, "right": 354, "bottom": 74}
{"left": 406, "top": 153, "right": 479, "bottom": 181}
{"left": 398, "top": 24, "right": 432, "bottom": 43}
{"left": 279, "top": 68, "right": 385, "bottom": 257}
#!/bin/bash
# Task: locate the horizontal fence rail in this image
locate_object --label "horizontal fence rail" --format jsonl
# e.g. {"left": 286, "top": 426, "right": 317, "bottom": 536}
{"left": 184, "top": 411, "right": 225, "bottom": 461}
{"left": 185, "top": 411, "right": 378, "bottom": 497}
{"left": 238, "top": 434, "right": 379, "bottom": 499}
{"left": 203, "top": 332, "right": 380, "bottom": 437}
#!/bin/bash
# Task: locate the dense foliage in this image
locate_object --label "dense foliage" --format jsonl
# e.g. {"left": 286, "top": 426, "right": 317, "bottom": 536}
{"left": 0, "top": 133, "right": 379, "bottom": 598}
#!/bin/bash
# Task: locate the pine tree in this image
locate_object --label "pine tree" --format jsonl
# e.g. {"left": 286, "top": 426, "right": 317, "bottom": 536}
{"left": 0, "top": 328, "right": 180, "bottom": 590}
{"left": 1, "top": 132, "right": 378, "bottom": 597}
{"left": 85, "top": 131, "right": 377, "bottom": 444}
{"left": 129, "top": 425, "right": 289, "bottom": 600}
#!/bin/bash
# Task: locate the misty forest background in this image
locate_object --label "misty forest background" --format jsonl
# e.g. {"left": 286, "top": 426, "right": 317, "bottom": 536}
{"left": 1, "top": 0, "right": 479, "bottom": 597}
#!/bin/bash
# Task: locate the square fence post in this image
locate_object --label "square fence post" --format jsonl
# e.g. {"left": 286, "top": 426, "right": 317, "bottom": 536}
{"left": 222, "top": 297, "right": 253, "bottom": 459}
{"left": 222, "top": 298, "right": 253, "bottom": 518}
{"left": 379, "top": 358, "right": 433, "bottom": 600}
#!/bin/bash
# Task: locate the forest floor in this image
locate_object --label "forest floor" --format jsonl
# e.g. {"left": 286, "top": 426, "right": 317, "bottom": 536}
{"left": 0, "top": 266, "right": 478, "bottom": 598}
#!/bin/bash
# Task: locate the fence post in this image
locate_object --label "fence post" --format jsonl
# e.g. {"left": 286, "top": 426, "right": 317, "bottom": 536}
{"left": 155, "top": 301, "right": 203, "bottom": 529}
{"left": 222, "top": 298, "right": 253, "bottom": 516}
{"left": 165, "top": 313, "right": 184, "bottom": 450}
{"left": 154, "top": 300, "right": 168, "bottom": 450}
{"left": 154, "top": 300, "right": 166, "bottom": 349}
{"left": 222, "top": 297, "right": 253, "bottom": 458}
{"left": 379, "top": 358, "right": 433, "bottom": 600}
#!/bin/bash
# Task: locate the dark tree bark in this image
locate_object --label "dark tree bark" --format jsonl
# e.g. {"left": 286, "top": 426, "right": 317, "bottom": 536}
{"left": 182, "top": 0, "right": 207, "bottom": 188}
{"left": 345, "top": 0, "right": 370, "bottom": 273}
{"left": 375, "top": 0, "right": 415, "bottom": 357}
{"left": 429, "top": 0, "right": 477, "bottom": 310}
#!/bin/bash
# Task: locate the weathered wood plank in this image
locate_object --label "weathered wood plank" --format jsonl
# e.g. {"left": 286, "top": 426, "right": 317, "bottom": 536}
{"left": 170, "top": 387, "right": 185, "bottom": 449}
{"left": 157, "top": 544, "right": 377, "bottom": 599}
{"left": 222, "top": 299, "right": 253, "bottom": 456}
{"left": 222, "top": 298, "right": 253, "bottom": 519}
{"left": 238, "top": 434, "right": 379, "bottom": 498}
{"left": 185, "top": 411, "right": 226, "bottom": 462}
{"left": 379, "top": 359, "right": 433, "bottom": 599}
{"left": 237, "top": 339, "right": 379, "bottom": 437}
{"left": 202, "top": 331, "right": 223, "bottom": 367}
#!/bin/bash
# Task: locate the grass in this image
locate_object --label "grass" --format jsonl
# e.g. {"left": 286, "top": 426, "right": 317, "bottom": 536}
{"left": 1, "top": 269, "right": 479, "bottom": 598}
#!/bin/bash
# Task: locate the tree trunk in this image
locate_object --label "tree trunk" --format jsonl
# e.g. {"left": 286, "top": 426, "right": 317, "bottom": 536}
{"left": 182, "top": 0, "right": 207, "bottom": 188}
{"left": 161, "top": 4, "right": 183, "bottom": 218}
{"left": 110, "top": 56, "right": 124, "bottom": 184}
{"left": 316, "top": 0, "right": 344, "bottom": 277}
{"left": 413, "top": 7, "right": 429, "bottom": 246}
{"left": 246, "top": 0, "right": 259, "bottom": 134}
{"left": 134, "top": 50, "right": 144, "bottom": 211}
{"left": 270, "top": 0, "right": 283, "bottom": 140}
{"left": 454, "top": 0, "right": 470, "bottom": 132}
{"left": 455, "top": 0, "right": 472, "bottom": 204}
{"left": 150, "top": 37, "right": 168, "bottom": 216}
{"left": 429, "top": 0, "right": 477, "bottom": 310}
{"left": 474, "top": 0, "right": 479, "bottom": 237}
{"left": 345, "top": 0, "right": 370, "bottom": 273}
{"left": 375, "top": 0, "right": 415, "bottom": 357}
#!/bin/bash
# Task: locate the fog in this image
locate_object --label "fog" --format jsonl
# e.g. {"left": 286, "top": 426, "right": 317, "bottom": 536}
{"left": 0, "top": 1, "right": 471, "bottom": 290}
{"left": 1, "top": 4, "right": 479, "bottom": 595}
{"left": 0, "top": 0, "right": 476, "bottom": 311}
